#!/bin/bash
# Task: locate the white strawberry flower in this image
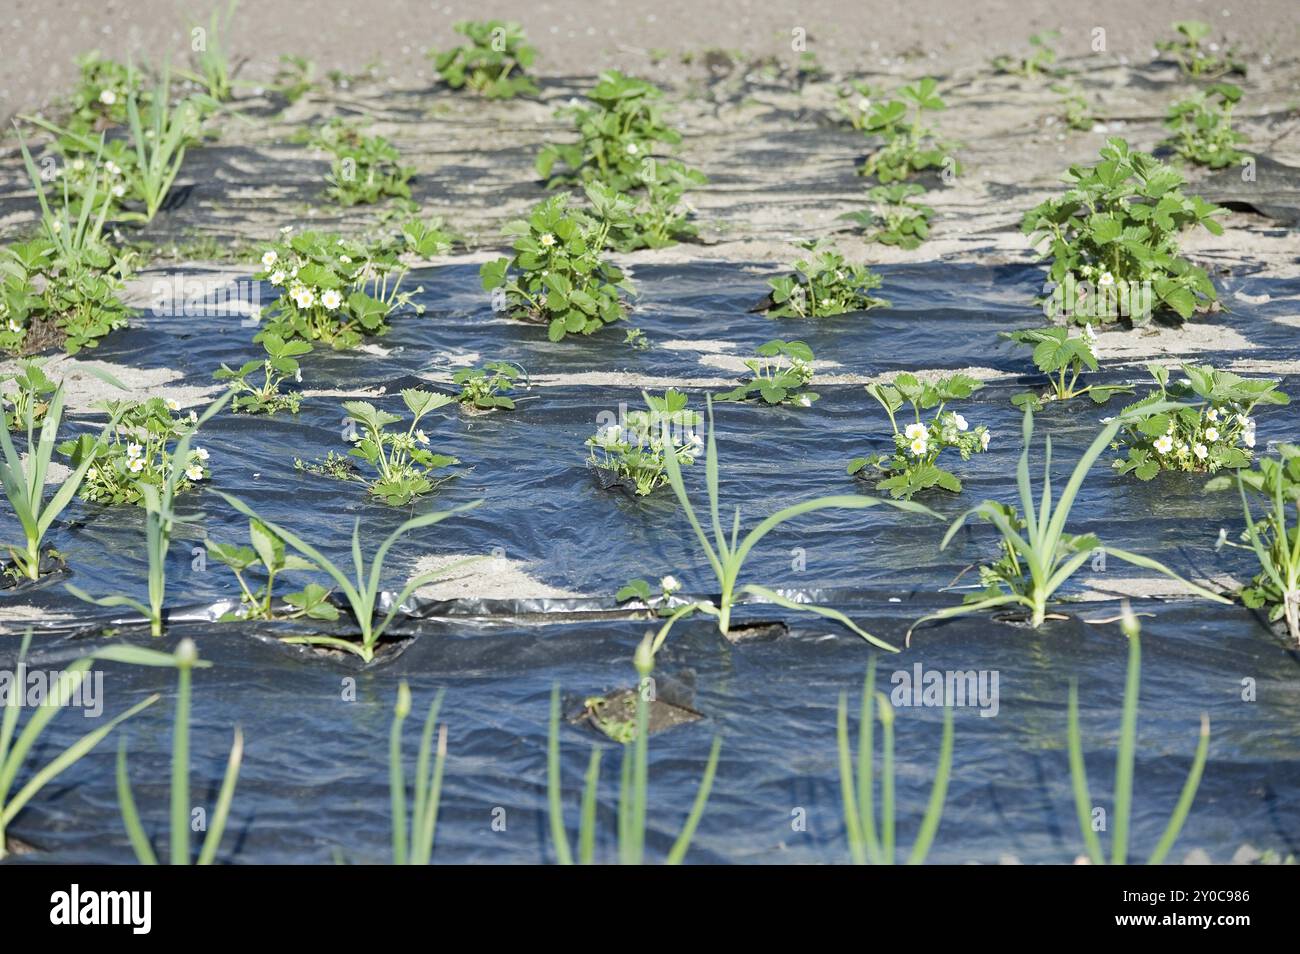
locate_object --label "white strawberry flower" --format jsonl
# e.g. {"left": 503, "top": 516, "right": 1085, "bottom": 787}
{"left": 660, "top": 575, "right": 679, "bottom": 594}
{"left": 185, "top": 464, "right": 204, "bottom": 481}
{"left": 126, "top": 442, "right": 143, "bottom": 459}
{"left": 99, "top": 89, "right": 117, "bottom": 106}
{"left": 1193, "top": 443, "right": 1209, "bottom": 461}
{"left": 262, "top": 250, "right": 278, "bottom": 268}
{"left": 953, "top": 413, "right": 969, "bottom": 432}
{"left": 1154, "top": 434, "right": 1174, "bottom": 454}
{"left": 539, "top": 233, "right": 556, "bottom": 247}
{"left": 909, "top": 435, "right": 929, "bottom": 457}
{"left": 269, "top": 270, "right": 286, "bottom": 285}
{"left": 1098, "top": 271, "right": 1115, "bottom": 287}
{"left": 195, "top": 447, "right": 209, "bottom": 461}
{"left": 111, "top": 184, "right": 126, "bottom": 198}
{"left": 980, "top": 430, "right": 991, "bottom": 451}
{"left": 1204, "top": 427, "right": 1219, "bottom": 443}
{"left": 128, "top": 457, "right": 145, "bottom": 473}
{"left": 321, "top": 289, "right": 343, "bottom": 310}
{"left": 415, "top": 429, "right": 429, "bottom": 445}
{"left": 904, "top": 422, "right": 927, "bottom": 442}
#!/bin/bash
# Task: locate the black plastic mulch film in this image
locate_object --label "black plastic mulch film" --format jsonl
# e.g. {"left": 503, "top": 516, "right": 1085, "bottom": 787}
{"left": 3, "top": 249, "right": 1300, "bottom": 862}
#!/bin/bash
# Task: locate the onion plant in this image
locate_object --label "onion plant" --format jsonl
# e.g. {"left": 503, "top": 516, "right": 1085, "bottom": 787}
{"left": 390, "top": 682, "right": 447, "bottom": 865}
{"left": 1207, "top": 444, "right": 1300, "bottom": 641}
{"left": 2, "top": 384, "right": 121, "bottom": 580}
{"left": 0, "top": 632, "right": 160, "bottom": 860}
{"left": 216, "top": 493, "right": 483, "bottom": 662}
{"left": 547, "top": 639, "right": 721, "bottom": 865}
{"left": 651, "top": 394, "right": 937, "bottom": 651}
{"left": 67, "top": 393, "right": 229, "bottom": 634}
{"left": 179, "top": 1, "right": 240, "bottom": 103}
{"left": 1068, "top": 606, "right": 1209, "bottom": 864}
{"left": 124, "top": 66, "right": 202, "bottom": 221}
{"left": 17, "top": 130, "right": 115, "bottom": 262}
{"left": 837, "top": 656, "right": 953, "bottom": 864}
{"left": 115, "top": 638, "right": 243, "bottom": 865}
{"left": 908, "top": 405, "right": 1231, "bottom": 637}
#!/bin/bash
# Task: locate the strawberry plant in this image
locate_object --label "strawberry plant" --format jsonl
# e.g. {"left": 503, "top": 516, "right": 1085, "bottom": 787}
{"left": 1156, "top": 20, "right": 1245, "bottom": 79}
{"left": 764, "top": 240, "right": 887, "bottom": 318}
{"left": 2, "top": 359, "right": 57, "bottom": 432}
{"left": 848, "top": 373, "right": 990, "bottom": 499}
{"left": 311, "top": 120, "right": 414, "bottom": 207}
{"left": 586, "top": 390, "right": 702, "bottom": 496}
{"left": 841, "top": 184, "right": 934, "bottom": 249}
{"left": 7, "top": 252, "right": 131, "bottom": 355}
{"left": 858, "top": 78, "right": 956, "bottom": 183}
{"left": 59, "top": 397, "right": 211, "bottom": 506}
{"left": 479, "top": 193, "right": 632, "bottom": 342}
{"left": 1163, "top": 83, "right": 1248, "bottom": 169}
{"left": 207, "top": 517, "right": 339, "bottom": 622}
{"left": 588, "top": 175, "right": 705, "bottom": 252}
{"left": 1053, "top": 83, "right": 1096, "bottom": 132}
{"left": 61, "top": 53, "right": 144, "bottom": 134}
{"left": 716, "top": 339, "right": 818, "bottom": 407}
{"left": 342, "top": 390, "right": 458, "bottom": 506}
{"left": 452, "top": 361, "right": 526, "bottom": 411}
{"left": 254, "top": 230, "right": 424, "bottom": 349}
{"left": 836, "top": 80, "right": 879, "bottom": 131}
{"left": 1003, "top": 326, "right": 1131, "bottom": 410}
{"left": 430, "top": 20, "right": 539, "bottom": 99}
{"left": 1111, "top": 364, "right": 1288, "bottom": 480}
{"left": 991, "top": 32, "right": 1060, "bottom": 78}
{"left": 536, "top": 71, "right": 697, "bottom": 194}
{"left": 213, "top": 333, "right": 310, "bottom": 415}
{"left": 1022, "top": 138, "right": 1225, "bottom": 323}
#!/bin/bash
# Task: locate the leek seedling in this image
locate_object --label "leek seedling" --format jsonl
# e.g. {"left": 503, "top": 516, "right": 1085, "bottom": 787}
{"left": 908, "top": 405, "right": 1231, "bottom": 637}
{"left": 390, "top": 682, "right": 447, "bottom": 865}
{"left": 1068, "top": 606, "right": 1209, "bottom": 864}
{"left": 2, "top": 383, "right": 120, "bottom": 580}
{"left": 67, "top": 393, "right": 230, "bottom": 634}
{"left": 548, "top": 640, "right": 721, "bottom": 865}
{"left": 0, "top": 632, "right": 160, "bottom": 860}
{"left": 837, "top": 656, "right": 953, "bottom": 864}
{"left": 1206, "top": 444, "right": 1300, "bottom": 642}
{"left": 115, "top": 639, "right": 242, "bottom": 865}
{"left": 124, "top": 67, "right": 202, "bottom": 221}
{"left": 17, "top": 129, "right": 115, "bottom": 262}
{"left": 216, "top": 493, "right": 483, "bottom": 662}
{"left": 179, "top": 2, "right": 240, "bottom": 102}
{"left": 653, "top": 393, "right": 938, "bottom": 651}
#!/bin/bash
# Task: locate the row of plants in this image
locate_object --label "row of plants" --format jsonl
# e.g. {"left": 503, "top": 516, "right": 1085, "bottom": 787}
{"left": 4, "top": 606, "right": 1213, "bottom": 865}
{"left": 2, "top": 13, "right": 1254, "bottom": 360}
{"left": 8, "top": 359, "right": 1294, "bottom": 661}
{"left": 987, "top": 20, "right": 1244, "bottom": 82}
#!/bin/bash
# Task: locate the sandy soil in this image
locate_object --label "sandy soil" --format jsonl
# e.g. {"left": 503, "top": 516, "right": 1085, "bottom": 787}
{"left": 3, "top": 0, "right": 1299, "bottom": 120}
